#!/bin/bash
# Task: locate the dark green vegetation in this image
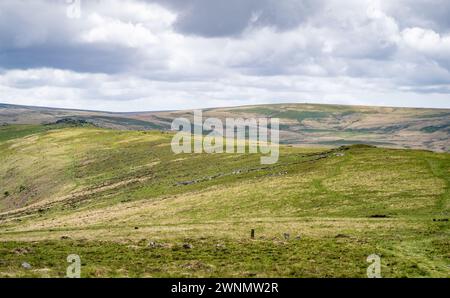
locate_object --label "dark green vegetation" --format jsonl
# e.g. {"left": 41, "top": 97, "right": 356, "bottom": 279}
{"left": 0, "top": 125, "right": 49, "bottom": 143}
{"left": 421, "top": 124, "right": 450, "bottom": 133}
{"left": 0, "top": 120, "right": 94, "bottom": 143}
{"left": 0, "top": 124, "right": 448, "bottom": 277}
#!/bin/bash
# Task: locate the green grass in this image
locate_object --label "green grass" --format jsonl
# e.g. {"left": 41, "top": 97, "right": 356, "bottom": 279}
{"left": 0, "top": 125, "right": 448, "bottom": 277}
{"left": 0, "top": 125, "right": 49, "bottom": 143}
{"left": 0, "top": 235, "right": 431, "bottom": 278}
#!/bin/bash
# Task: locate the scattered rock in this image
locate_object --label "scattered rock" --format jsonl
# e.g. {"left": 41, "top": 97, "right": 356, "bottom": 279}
{"left": 182, "top": 243, "right": 193, "bottom": 249}
{"left": 60, "top": 236, "right": 71, "bottom": 240}
{"left": 177, "top": 180, "right": 196, "bottom": 186}
{"left": 283, "top": 233, "right": 290, "bottom": 240}
{"left": 369, "top": 214, "right": 389, "bottom": 218}
{"left": 215, "top": 243, "right": 226, "bottom": 249}
{"left": 335, "top": 234, "right": 350, "bottom": 238}
{"left": 335, "top": 153, "right": 345, "bottom": 157}
{"left": 148, "top": 241, "right": 168, "bottom": 248}
{"left": 13, "top": 247, "right": 32, "bottom": 255}
{"left": 295, "top": 235, "right": 301, "bottom": 240}
{"left": 148, "top": 241, "right": 159, "bottom": 248}
{"left": 52, "top": 118, "right": 92, "bottom": 126}
{"left": 21, "top": 262, "right": 32, "bottom": 270}
{"left": 267, "top": 171, "right": 288, "bottom": 177}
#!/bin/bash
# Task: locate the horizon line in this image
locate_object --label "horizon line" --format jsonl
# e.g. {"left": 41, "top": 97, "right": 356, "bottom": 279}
{"left": 1, "top": 101, "right": 450, "bottom": 114}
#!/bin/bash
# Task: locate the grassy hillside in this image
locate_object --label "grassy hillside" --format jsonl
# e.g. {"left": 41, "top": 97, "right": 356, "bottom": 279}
{"left": 0, "top": 125, "right": 448, "bottom": 277}
{"left": 1, "top": 103, "right": 449, "bottom": 152}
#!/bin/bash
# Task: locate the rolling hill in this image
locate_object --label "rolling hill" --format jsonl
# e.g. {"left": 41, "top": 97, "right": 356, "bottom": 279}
{"left": 0, "top": 121, "right": 448, "bottom": 277}
{"left": 1, "top": 103, "right": 449, "bottom": 152}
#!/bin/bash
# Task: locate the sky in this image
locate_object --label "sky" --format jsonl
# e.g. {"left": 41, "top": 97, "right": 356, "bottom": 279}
{"left": 0, "top": 0, "right": 449, "bottom": 112}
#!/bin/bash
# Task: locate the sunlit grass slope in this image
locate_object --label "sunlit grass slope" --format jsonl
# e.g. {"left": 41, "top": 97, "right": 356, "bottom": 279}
{"left": 0, "top": 125, "right": 448, "bottom": 277}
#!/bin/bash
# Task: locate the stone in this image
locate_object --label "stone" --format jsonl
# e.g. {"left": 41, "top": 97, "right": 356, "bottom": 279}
{"left": 148, "top": 241, "right": 161, "bottom": 248}
{"left": 183, "top": 243, "right": 193, "bottom": 249}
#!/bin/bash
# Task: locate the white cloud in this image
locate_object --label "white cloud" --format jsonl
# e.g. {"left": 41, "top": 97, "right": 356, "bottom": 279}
{"left": 79, "top": 1, "right": 176, "bottom": 48}
{"left": 80, "top": 14, "right": 159, "bottom": 47}
{"left": 1, "top": 68, "right": 449, "bottom": 111}
{"left": 402, "top": 27, "right": 450, "bottom": 56}
{"left": 0, "top": 0, "right": 449, "bottom": 110}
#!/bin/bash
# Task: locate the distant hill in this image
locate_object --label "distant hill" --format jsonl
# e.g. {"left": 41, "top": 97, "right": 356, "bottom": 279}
{"left": 0, "top": 102, "right": 449, "bottom": 151}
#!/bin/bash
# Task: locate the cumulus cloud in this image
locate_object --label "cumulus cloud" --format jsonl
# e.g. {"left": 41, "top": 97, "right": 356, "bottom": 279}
{"left": 0, "top": 0, "right": 449, "bottom": 110}
{"left": 402, "top": 27, "right": 450, "bottom": 58}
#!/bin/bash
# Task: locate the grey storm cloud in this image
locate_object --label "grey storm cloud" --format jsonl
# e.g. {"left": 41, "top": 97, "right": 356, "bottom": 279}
{"left": 0, "top": 44, "right": 141, "bottom": 73}
{"left": 150, "top": 0, "right": 323, "bottom": 37}
{"left": 384, "top": 0, "right": 450, "bottom": 33}
{"left": 0, "top": 0, "right": 449, "bottom": 111}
